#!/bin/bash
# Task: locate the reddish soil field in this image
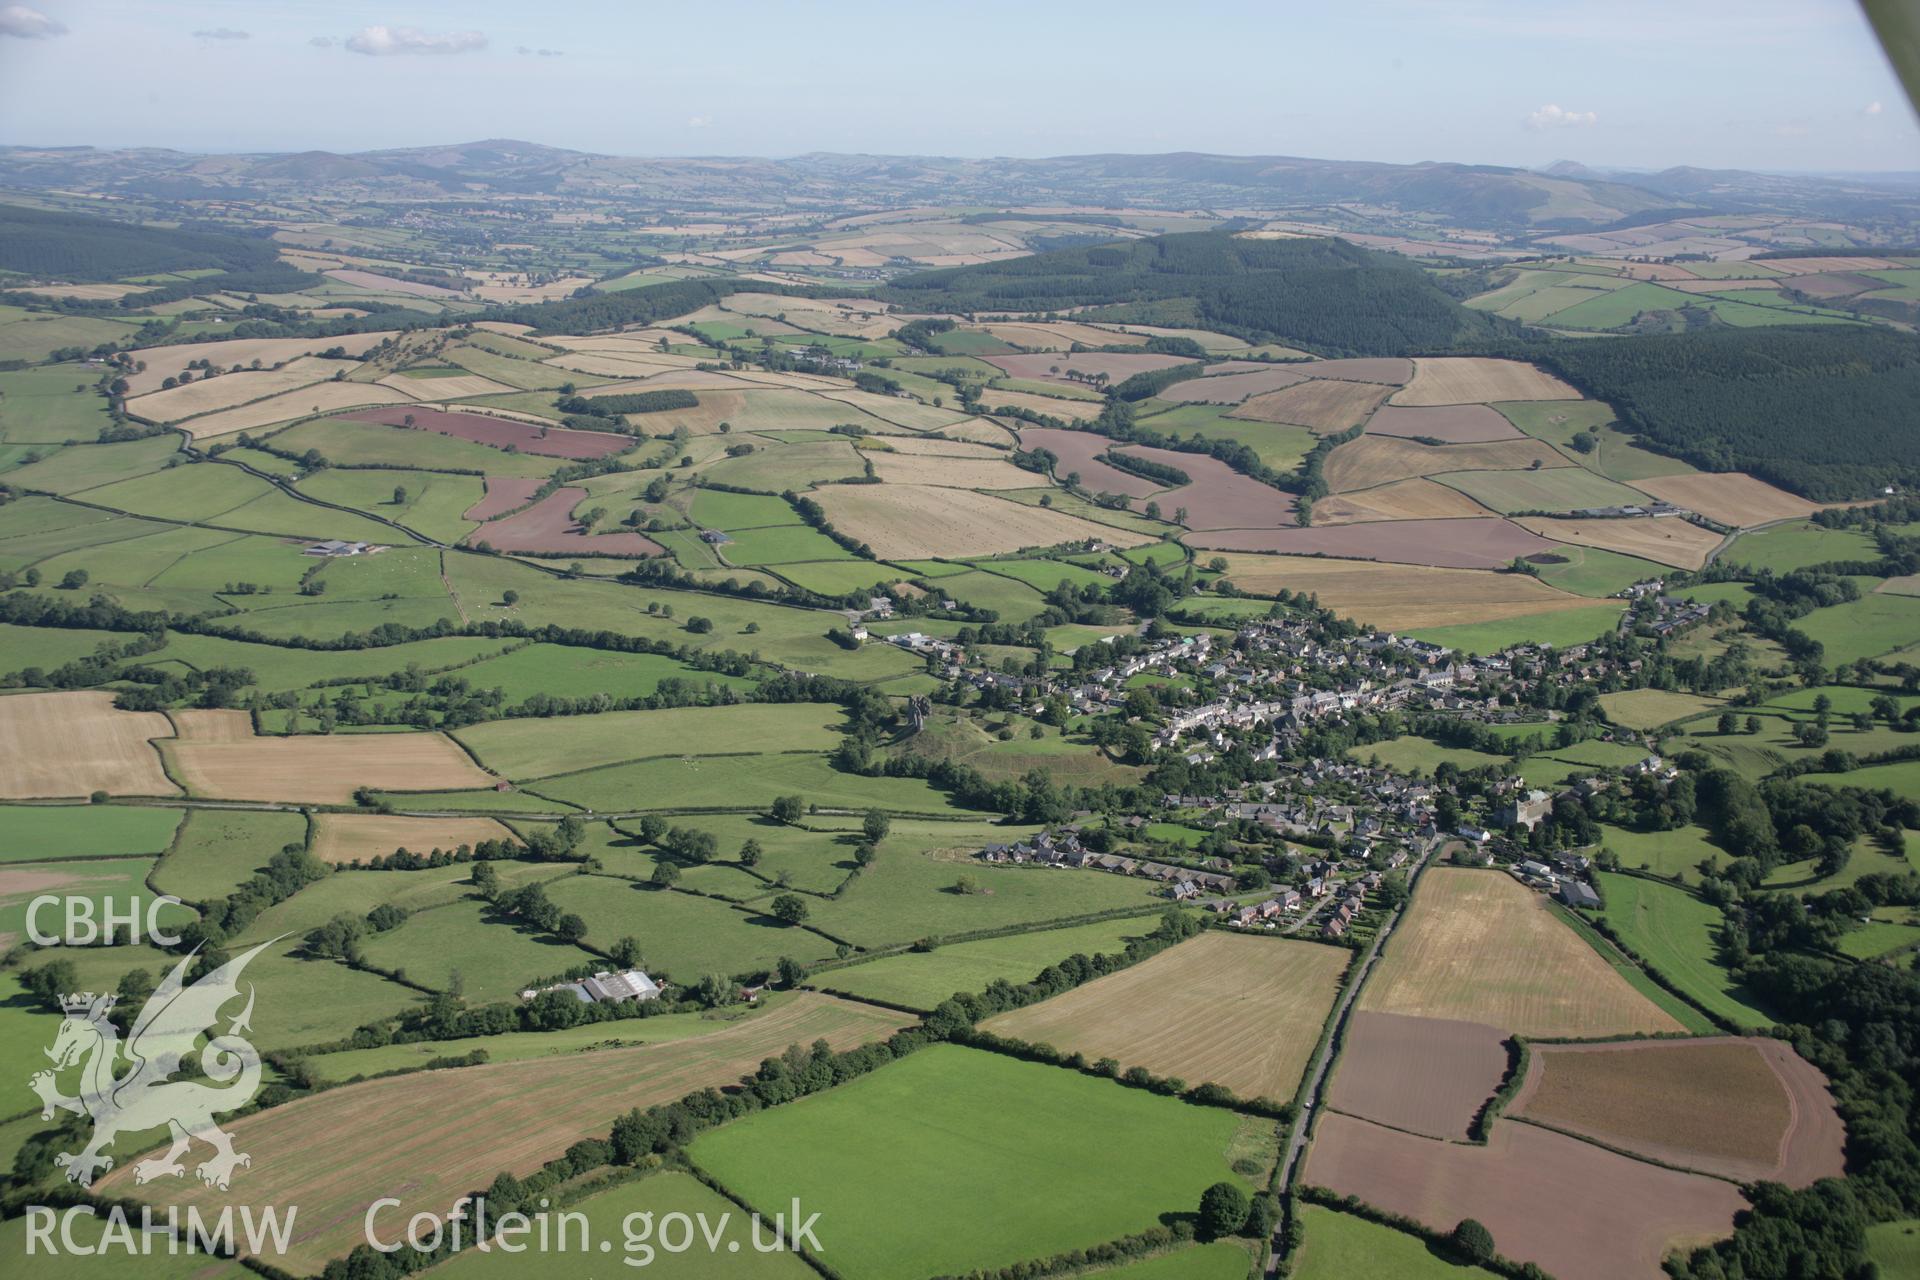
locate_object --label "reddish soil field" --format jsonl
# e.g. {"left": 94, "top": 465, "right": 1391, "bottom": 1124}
{"left": 1019, "top": 426, "right": 1166, "bottom": 499}
{"left": 340, "top": 406, "right": 632, "bottom": 459}
{"left": 1163, "top": 366, "right": 1311, "bottom": 404}
{"left": 1366, "top": 404, "right": 1524, "bottom": 443}
{"left": 987, "top": 351, "right": 1196, "bottom": 385}
{"left": 469, "top": 488, "right": 664, "bottom": 556}
{"left": 462, "top": 476, "right": 544, "bottom": 520}
{"left": 1298, "top": 357, "right": 1414, "bottom": 384}
{"left": 1119, "top": 444, "right": 1297, "bottom": 529}
{"left": 1511, "top": 1036, "right": 1846, "bottom": 1186}
{"left": 1325, "top": 1012, "right": 1511, "bottom": 1140}
{"left": 1187, "top": 517, "right": 1556, "bottom": 569}
{"left": 1305, "top": 1112, "right": 1745, "bottom": 1280}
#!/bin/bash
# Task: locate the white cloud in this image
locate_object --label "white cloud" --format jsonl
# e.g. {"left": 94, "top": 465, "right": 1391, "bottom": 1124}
{"left": 687, "top": 115, "right": 713, "bottom": 129}
{"left": 1525, "top": 104, "right": 1598, "bottom": 130}
{"left": 309, "top": 35, "right": 334, "bottom": 47}
{"left": 193, "top": 27, "right": 250, "bottom": 40}
{"left": 342, "top": 25, "right": 487, "bottom": 57}
{"left": 0, "top": 5, "right": 67, "bottom": 38}
{"left": 517, "top": 44, "right": 563, "bottom": 56}
{"left": 1864, "top": 101, "right": 1884, "bottom": 116}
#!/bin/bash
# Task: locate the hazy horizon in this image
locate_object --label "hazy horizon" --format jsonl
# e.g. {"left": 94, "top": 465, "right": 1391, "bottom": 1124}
{"left": 1, "top": 0, "right": 1916, "bottom": 174}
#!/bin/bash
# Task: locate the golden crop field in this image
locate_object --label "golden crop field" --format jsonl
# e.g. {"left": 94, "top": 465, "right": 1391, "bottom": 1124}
{"left": 1213, "top": 553, "right": 1606, "bottom": 630}
{"left": 1513, "top": 515, "right": 1723, "bottom": 569}
{"left": 815, "top": 483, "right": 1152, "bottom": 559}
{"left": 1312, "top": 477, "right": 1495, "bottom": 524}
{"left": 1391, "top": 358, "right": 1582, "bottom": 406}
{"left": 1231, "top": 378, "right": 1390, "bottom": 431}
{"left": 309, "top": 814, "right": 521, "bottom": 864}
{"left": 0, "top": 690, "right": 178, "bottom": 798}
{"left": 169, "top": 724, "right": 494, "bottom": 803}
{"left": 1632, "top": 472, "right": 1821, "bottom": 528}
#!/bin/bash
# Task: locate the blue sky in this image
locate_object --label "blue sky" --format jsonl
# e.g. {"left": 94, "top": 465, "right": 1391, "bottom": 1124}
{"left": 1, "top": 0, "right": 1915, "bottom": 172}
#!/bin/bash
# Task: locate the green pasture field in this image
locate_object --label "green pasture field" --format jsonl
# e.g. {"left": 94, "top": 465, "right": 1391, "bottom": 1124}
{"left": 530, "top": 751, "right": 970, "bottom": 816}
{"left": 22, "top": 524, "right": 302, "bottom": 614}
{"left": 996, "top": 486, "right": 1169, "bottom": 537}
{"left": 0, "top": 857, "right": 194, "bottom": 952}
{"left": 1495, "top": 401, "right": 1692, "bottom": 483}
{"left": 444, "top": 343, "right": 575, "bottom": 390}
{"left": 454, "top": 703, "right": 844, "bottom": 779}
{"left": 152, "top": 808, "right": 308, "bottom": 903}
{"left": 698, "top": 439, "right": 867, "bottom": 491}
{"left": 1404, "top": 604, "right": 1623, "bottom": 655}
{"left": 1721, "top": 521, "right": 1880, "bottom": 573}
{"left": 358, "top": 897, "right": 601, "bottom": 1002}
{"left": 689, "top": 1044, "right": 1247, "bottom": 1280}
{"left": 1795, "top": 589, "right": 1920, "bottom": 666}
{"left": 603, "top": 811, "right": 887, "bottom": 895}
{"left": 0, "top": 805, "right": 183, "bottom": 863}
{"left": 1432, "top": 465, "right": 1651, "bottom": 515}
{"left": 771, "top": 559, "right": 906, "bottom": 596}
{"left": 295, "top": 467, "right": 486, "bottom": 544}
{"left": 0, "top": 311, "right": 144, "bottom": 364}
{"left": 814, "top": 914, "right": 1164, "bottom": 1010}
{"left": 806, "top": 847, "right": 1165, "bottom": 951}
{"left": 1347, "top": 736, "right": 1508, "bottom": 775}
{"left": 1538, "top": 280, "right": 1702, "bottom": 329}
{"left": 441, "top": 554, "right": 920, "bottom": 680}
{"left": 1530, "top": 545, "right": 1665, "bottom": 597}
{"left": 451, "top": 643, "right": 760, "bottom": 703}
{"left": 1761, "top": 832, "right": 1920, "bottom": 895}
{"left": 1542, "top": 739, "right": 1654, "bottom": 770}
{"left": 1597, "top": 824, "right": 1726, "bottom": 882}
{"left": 1596, "top": 871, "right": 1773, "bottom": 1028}
{"left": 1292, "top": 1205, "right": 1499, "bottom": 1280}
{"left": 144, "top": 631, "right": 510, "bottom": 695}
{"left": 1137, "top": 402, "right": 1320, "bottom": 471}
{"left": 0, "top": 365, "right": 116, "bottom": 444}
{"left": 977, "top": 556, "right": 1118, "bottom": 593}
{"left": 904, "top": 713, "right": 1142, "bottom": 788}
{"left": 215, "top": 950, "right": 420, "bottom": 1052}
{"left": 230, "top": 861, "right": 562, "bottom": 948}
{"left": 889, "top": 355, "right": 1003, "bottom": 380}
{"left": 0, "top": 1197, "right": 254, "bottom": 1279}
{"left": 1760, "top": 684, "right": 1920, "bottom": 720}
{"left": 1068, "top": 1245, "right": 1254, "bottom": 1280}
{"left": 718, "top": 523, "right": 853, "bottom": 567}
{"left": 1834, "top": 909, "right": 1920, "bottom": 961}
{"left": 1, "top": 434, "right": 183, "bottom": 494}
{"left": 265, "top": 417, "right": 561, "bottom": 477}
{"left": 82, "top": 462, "right": 399, "bottom": 543}
{"left": 927, "top": 569, "right": 1049, "bottom": 622}
{"left": 0, "top": 621, "right": 127, "bottom": 673}
{"left": 1124, "top": 540, "right": 1190, "bottom": 568}
{"left": 542, "top": 876, "right": 838, "bottom": 980}
{"left": 689, "top": 488, "right": 803, "bottom": 530}
{"left": 1866, "top": 1220, "right": 1920, "bottom": 1280}
{"left": 1597, "top": 687, "right": 1720, "bottom": 730}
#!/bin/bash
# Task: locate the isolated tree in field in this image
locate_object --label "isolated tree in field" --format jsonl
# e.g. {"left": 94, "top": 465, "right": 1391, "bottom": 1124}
{"left": 1718, "top": 711, "right": 1738, "bottom": 735}
{"left": 555, "top": 913, "right": 588, "bottom": 943}
{"left": 392, "top": 485, "right": 407, "bottom": 505}
{"left": 776, "top": 955, "right": 807, "bottom": 987}
{"left": 471, "top": 861, "right": 499, "bottom": 895}
{"left": 639, "top": 814, "right": 667, "bottom": 844}
{"left": 611, "top": 936, "right": 642, "bottom": 967}
{"left": 738, "top": 838, "right": 762, "bottom": 867}
{"left": 1174, "top": 506, "right": 1188, "bottom": 524}
{"left": 1746, "top": 715, "right": 1762, "bottom": 734}
{"left": 501, "top": 590, "right": 519, "bottom": 607}
{"left": 1451, "top": 1219, "right": 1496, "bottom": 1265}
{"left": 650, "top": 861, "right": 681, "bottom": 888}
{"left": 770, "top": 893, "right": 808, "bottom": 924}
{"left": 863, "top": 809, "right": 890, "bottom": 843}
{"left": 855, "top": 841, "right": 877, "bottom": 867}
{"left": 771, "top": 795, "right": 804, "bottom": 824}
{"left": 1197, "top": 1182, "right": 1249, "bottom": 1239}
{"left": 59, "top": 569, "right": 88, "bottom": 590}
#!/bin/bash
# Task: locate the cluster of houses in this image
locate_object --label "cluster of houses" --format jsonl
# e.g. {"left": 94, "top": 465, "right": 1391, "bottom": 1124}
{"left": 978, "top": 829, "right": 1239, "bottom": 898}
{"left": 520, "top": 969, "right": 662, "bottom": 1006}
{"left": 305, "top": 539, "right": 383, "bottom": 558}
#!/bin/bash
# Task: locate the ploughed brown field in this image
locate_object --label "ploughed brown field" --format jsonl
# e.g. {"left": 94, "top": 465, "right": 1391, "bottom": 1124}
{"left": 1230, "top": 379, "right": 1390, "bottom": 432}
{"left": 1357, "top": 869, "right": 1682, "bottom": 1037}
{"left": 1018, "top": 427, "right": 1166, "bottom": 498}
{"left": 468, "top": 488, "right": 665, "bottom": 557}
{"left": 1323, "top": 435, "right": 1569, "bottom": 494}
{"left": 1187, "top": 517, "right": 1558, "bottom": 570}
{"left": 341, "top": 406, "right": 632, "bottom": 460}
{"left": 0, "top": 690, "right": 177, "bottom": 799}
{"left": 1631, "top": 472, "right": 1821, "bottom": 528}
{"left": 1163, "top": 365, "right": 1311, "bottom": 404}
{"left": 1311, "top": 477, "right": 1495, "bottom": 524}
{"left": 1365, "top": 404, "right": 1525, "bottom": 443}
{"left": 1116, "top": 444, "right": 1297, "bottom": 529}
{"left": 1512, "top": 515, "right": 1723, "bottom": 570}
{"left": 1324, "top": 1012, "right": 1512, "bottom": 1141}
{"left": 1212, "top": 553, "right": 1609, "bottom": 631}
{"left": 461, "top": 476, "right": 544, "bottom": 521}
{"left": 1391, "top": 358, "right": 1581, "bottom": 406}
{"left": 1511, "top": 1037, "right": 1846, "bottom": 1186}
{"left": 1305, "top": 1112, "right": 1744, "bottom": 1280}
{"left": 106, "top": 993, "right": 913, "bottom": 1275}
{"left": 983, "top": 932, "right": 1348, "bottom": 1102}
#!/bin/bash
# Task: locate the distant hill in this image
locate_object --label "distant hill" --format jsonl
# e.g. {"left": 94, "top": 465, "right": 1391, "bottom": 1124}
{"left": 879, "top": 231, "right": 1510, "bottom": 357}
{"left": 0, "top": 202, "right": 280, "bottom": 282}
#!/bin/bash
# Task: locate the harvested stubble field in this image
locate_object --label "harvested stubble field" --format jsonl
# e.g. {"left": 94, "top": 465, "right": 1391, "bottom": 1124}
{"left": 982, "top": 387, "right": 1106, "bottom": 421}
{"left": 126, "top": 357, "right": 362, "bottom": 424}
{"left": 120, "top": 332, "right": 398, "bottom": 397}
{"left": 1311, "top": 477, "right": 1495, "bottom": 524}
{"left": 1391, "top": 358, "right": 1581, "bottom": 406}
{"left": 982, "top": 931, "right": 1347, "bottom": 1101}
{"left": 1364, "top": 404, "right": 1525, "bottom": 443}
{"left": 1230, "top": 378, "right": 1389, "bottom": 432}
{"left": 814, "top": 483, "right": 1151, "bottom": 559}
{"left": 174, "top": 381, "right": 415, "bottom": 440}
{"left": 1512, "top": 515, "right": 1722, "bottom": 570}
{"left": 309, "top": 813, "right": 519, "bottom": 864}
{"left": 1213, "top": 553, "right": 1606, "bottom": 631}
{"left": 1188, "top": 517, "right": 1557, "bottom": 570}
{"left": 1018, "top": 427, "right": 1165, "bottom": 498}
{"left": 1511, "top": 1037, "right": 1845, "bottom": 1186}
{"left": 980, "top": 320, "right": 1144, "bottom": 350}
{"left": 986, "top": 352, "right": 1195, "bottom": 384}
{"left": 1296, "top": 357, "right": 1413, "bottom": 384}
{"left": 1304, "top": 1112, "right": 1744, "bottom": 1280}
{"left": 1326, "top": 1012, "right": 1511, "bottom": 1141}
{"left": 340, "top": 406, "right": 631, "bottom": 460}
{"left": 0, "top": 690, "right": 177, "bottom": 798}
{"left": 1632, "top": 472, "right": 1821, "bottom": 527}
{"left": 107, "top": 993, "right": 910, "bottom": 1275}
{"left": 468, "top": 488, "right": 664, "bottom": 557}
{"left": 1117, "top": 444, "right": 1297, "bottom": 529}
{"left": 1323, "top": 436, "right": 1568, "bottom": 493}
{"left": 169, "top": 720, "right": 494, "bottom": 804}
{"left": 1164, "top": 366, "right": 1311, "bottom": 404}
{"left": 866, "top": 452, "right": 1036, "bottom": 489}
{"left": 1358, "top": 869, "right": 1682, "bottom": 1036}
{"left": 461, "top": 475, "right": 543, "bottom": 520}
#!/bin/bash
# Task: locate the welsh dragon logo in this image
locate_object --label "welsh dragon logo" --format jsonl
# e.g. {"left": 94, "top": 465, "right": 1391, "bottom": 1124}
{"left": 30, "top": 939, "right": 278, "bottom": 1190}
